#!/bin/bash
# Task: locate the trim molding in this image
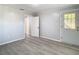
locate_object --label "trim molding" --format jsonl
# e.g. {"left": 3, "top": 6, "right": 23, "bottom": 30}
{"left": 0, "top": 37, "right": 25, "bottom": 46}
{"left": 40, "top": 36, "right": 62, "bottom": 42}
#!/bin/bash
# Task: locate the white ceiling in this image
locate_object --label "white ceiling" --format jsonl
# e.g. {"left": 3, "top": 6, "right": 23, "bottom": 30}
{"left": 2, "top": 4, "right": 77, "bottom": 14}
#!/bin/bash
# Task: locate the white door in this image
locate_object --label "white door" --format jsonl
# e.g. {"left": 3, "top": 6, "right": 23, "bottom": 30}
{"left": 31, "top": 16, "right": 39, "bottom": 37}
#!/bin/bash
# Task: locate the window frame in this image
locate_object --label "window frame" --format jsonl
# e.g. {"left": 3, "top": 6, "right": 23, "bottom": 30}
{"left": 64, "top": 12, "right": 76, "bottom": 30}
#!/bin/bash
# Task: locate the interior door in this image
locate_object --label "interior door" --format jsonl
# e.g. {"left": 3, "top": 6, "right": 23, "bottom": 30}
{"left": 31, "top": 16, "right": 39, "bottom": 37}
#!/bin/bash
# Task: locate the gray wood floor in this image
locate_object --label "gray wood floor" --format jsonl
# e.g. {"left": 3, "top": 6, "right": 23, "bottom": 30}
{"left": 0, "top": 37, "right": 79, "bottom": 55}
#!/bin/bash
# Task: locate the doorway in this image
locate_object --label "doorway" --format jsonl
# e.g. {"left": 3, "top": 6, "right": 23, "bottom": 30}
{"left": 24, "top": 16, "right": 30, "bottom": 37}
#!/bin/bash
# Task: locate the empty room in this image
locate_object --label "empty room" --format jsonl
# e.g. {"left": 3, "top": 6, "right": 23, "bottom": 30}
{"left": 0, "top": 4, "right": 79, "bottom": 55}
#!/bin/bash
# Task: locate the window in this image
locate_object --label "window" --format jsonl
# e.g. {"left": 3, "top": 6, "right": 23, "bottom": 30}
{"left": 64, "top": 13, "right": 76, "bottom": 29}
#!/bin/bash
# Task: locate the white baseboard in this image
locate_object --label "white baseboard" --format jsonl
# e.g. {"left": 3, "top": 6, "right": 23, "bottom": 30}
{"left": 0, "top": 37, "right": 25, "bottom": 46}
{"left": 40, "top": 36, "right": 62, "bottom": 42}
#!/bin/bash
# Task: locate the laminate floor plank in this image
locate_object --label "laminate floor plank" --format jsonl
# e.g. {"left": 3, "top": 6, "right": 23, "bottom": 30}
{"left": 0, "top": 37, "right": 79, "bottom": 55}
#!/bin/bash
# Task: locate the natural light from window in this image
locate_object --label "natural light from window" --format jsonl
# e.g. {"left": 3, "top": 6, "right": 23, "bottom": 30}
{"left": 64, "top": 13, "right": 76, "bottom": 29}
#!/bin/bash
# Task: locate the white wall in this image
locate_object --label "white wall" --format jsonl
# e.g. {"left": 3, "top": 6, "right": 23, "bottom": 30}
{"left": 39, "top": 7, "right": 79, "bottom": 46}
{"left": 39, "top": 12, "right": 60, "bottom": 40}
{"left": 0, "top": 5, "right": 26, "bottom": 45}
